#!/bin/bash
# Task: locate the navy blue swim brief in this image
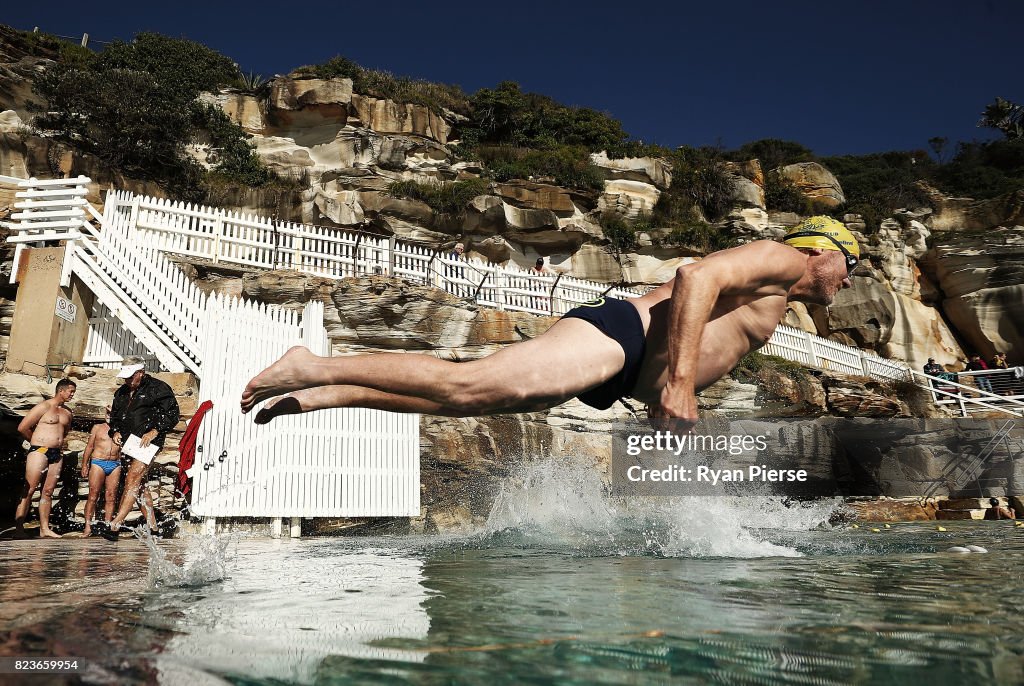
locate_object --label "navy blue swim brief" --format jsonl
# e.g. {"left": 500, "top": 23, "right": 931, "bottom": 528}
{"left": 561, "top": 297, "right": 646, "bottom": 410}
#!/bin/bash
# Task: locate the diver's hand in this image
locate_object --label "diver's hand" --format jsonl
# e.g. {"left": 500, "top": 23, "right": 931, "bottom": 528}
{"left": 651, "top": 383, "right": 699, "bottom": 431}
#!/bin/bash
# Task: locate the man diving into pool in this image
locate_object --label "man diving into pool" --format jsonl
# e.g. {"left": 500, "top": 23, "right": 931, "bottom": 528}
{"left": 241, "top": 216, "right": 860, "bottom": 428}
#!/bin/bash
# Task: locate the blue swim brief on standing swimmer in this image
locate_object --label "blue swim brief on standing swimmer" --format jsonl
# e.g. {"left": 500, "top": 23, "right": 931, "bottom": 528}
{"left": 91, "top": 459, "right": 120, "bottom": 476}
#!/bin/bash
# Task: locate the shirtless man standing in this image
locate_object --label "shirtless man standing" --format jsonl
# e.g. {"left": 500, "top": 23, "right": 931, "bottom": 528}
{"left": 80, "top": 407, "right": 122, "bottom": 537}
{"left": 240, "top": 217, "right": 859, "bottom": 425}
{"left": 14, "top": 378, "right": 77, "bottom": 538}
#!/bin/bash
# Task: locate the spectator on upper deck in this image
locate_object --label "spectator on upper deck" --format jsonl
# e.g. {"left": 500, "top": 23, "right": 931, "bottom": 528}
{"left": 966, "top": 354, "right": 993, "bottom": 394}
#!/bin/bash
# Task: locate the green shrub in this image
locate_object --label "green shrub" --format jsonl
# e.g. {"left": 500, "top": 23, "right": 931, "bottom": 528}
{"left": 658, "top": 147, "right": 734, "bottom": 223}
{"left": 818, "top": 151, "right": 934, "bottom": 231}
{"left": 458, "top": 81, "right": 627, "bottom": 152}
{"left": 631, "top": 213, "right": 655, "bottom": 234}
{"left": 95, "top": 33, "right": 241, "bottom": 104}
{"left": 474, "top": 145, "right": 605, "bottom": 190}
{"left": 386, "top": 178, "right": 489, "bottom": 219}
{"left": 726, "top": 139, "right": 814, "bottom": 172}
{"left": 30, "top": 32, "right": 270, "bottom": 201}
{"left": 764, "top": 172, "right": 805, "bottom": 213}
{"left": 195, "top": 104, "right": 273, "bottom": 187}
{"left": 603, "top": 141, "right": 672, "bottom": 160}
{"left": 662, "top": 222, "right": 738, "bottom": 253}
{"left": 32, "top": 66, "right": 205, "bottom": 200}
{"left": 933, "top": 139, "right": 1024, "bottom": 199}
{"left": 731, "top": 351, "right": 810, "bottom": 382}
{"left": 294, "top": 56, "right": 470, "bottom": 114}
{"left": 599, "top": 214, "right": 639, "bottom": 253}
{"left": 298, "top": 55, "right": 362, "bottom": 80}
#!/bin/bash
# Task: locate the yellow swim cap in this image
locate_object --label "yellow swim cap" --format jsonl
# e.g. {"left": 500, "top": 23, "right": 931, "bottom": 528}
{"left": 782, "top": 216, "right": 860, "bottom": 258}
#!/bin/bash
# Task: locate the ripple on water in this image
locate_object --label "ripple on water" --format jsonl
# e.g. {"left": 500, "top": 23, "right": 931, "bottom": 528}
{"left": 2, "top": 471, "right": 1024, "bottom": 684}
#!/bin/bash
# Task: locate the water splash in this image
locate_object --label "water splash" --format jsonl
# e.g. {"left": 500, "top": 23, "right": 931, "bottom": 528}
{"left": 483, "top": 459, "right": 840, "bottom": 558}
{"left": 136, "top": 525, "right": 234, "bottom": 587}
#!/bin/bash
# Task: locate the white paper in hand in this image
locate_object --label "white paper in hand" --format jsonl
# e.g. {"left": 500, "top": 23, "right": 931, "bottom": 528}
{"left": 122, "top": 434, "right": 159, "bottom": 464}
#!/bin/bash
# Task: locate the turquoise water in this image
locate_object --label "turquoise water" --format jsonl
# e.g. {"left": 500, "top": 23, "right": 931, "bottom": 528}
{"left": 2, "top": 466, "right": 1024, "bottom": 684}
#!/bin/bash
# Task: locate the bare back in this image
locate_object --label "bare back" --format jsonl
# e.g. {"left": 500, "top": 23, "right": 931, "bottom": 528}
{"left": 628, "top": 278, "right": 789, "bottom": 404}
{"left": 29, "top": 400, "right": 73, "bottom": 448}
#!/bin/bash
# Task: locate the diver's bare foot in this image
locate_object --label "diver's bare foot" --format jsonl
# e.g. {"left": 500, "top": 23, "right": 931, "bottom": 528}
{"left": 83, "top": 526, "right": 92, "bottom": 537}
{"left": 40, "top": 529, "right": 62, "bottom": 539}
{"left": 241, "top": 346, "right": 320, "bottom": 414}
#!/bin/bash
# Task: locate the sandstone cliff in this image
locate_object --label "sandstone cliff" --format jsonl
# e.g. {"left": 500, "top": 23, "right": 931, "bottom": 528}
{"left": 4, "top": 63, "right": 1020, "bottom": 372}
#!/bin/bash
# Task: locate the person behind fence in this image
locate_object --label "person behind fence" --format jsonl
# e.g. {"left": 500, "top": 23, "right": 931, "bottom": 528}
{"left": 990, "top": 352, "right": 1011, "bottom": 395}
{"left": 984, "top": 497, "right": 1016, "bottom": 520}
{"left": 447, "top": 242, "right": 467, "bottom": 296}
{"left": 100, "top": 357, "right": 180, "bottom": 541}
{"left": 13, "top": 379, "right": 76, "bottom": 539}
{"left": 923, "top": 358, "right": 944, "bottom": 390}
{"left": 241, "top": 216, "right": 860, "bottom": 428}
{"left": 966, "top": 354, "right": 993, "bottom": 394}
{"left": 80, "top": 406, "right": 122, "bottom": 537}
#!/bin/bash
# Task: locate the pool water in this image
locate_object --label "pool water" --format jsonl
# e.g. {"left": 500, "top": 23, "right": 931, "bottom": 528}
{"left": 2, "top": 464, "right": 1023, "bottom": 685}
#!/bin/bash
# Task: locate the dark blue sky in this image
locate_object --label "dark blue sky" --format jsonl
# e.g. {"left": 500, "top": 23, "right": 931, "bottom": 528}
{"left": 5, "top": 1, "right": 1021, "bottom": 156}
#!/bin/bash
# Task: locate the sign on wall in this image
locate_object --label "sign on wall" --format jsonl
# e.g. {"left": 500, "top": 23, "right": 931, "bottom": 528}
{"left": 55, "top": 296, "right": 77, "bottom": 323}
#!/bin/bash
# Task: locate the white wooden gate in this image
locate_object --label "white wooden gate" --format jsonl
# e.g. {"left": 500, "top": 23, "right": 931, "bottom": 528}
{"left": 191, "top": 296, "right": 420, "bottom": 517}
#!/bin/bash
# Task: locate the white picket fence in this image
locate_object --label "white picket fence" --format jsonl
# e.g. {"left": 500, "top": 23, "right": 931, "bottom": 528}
{"left": 119, "top": 191, "right": 642, "bottom": 316}
{"left": 191, "top": 297, "right": 420, "bottom": 517}
{"left": 96, "top": 196, "right": 207, "bottom": 369}
{"left": 762, "top": 324, "right": 910, "bottom": 380}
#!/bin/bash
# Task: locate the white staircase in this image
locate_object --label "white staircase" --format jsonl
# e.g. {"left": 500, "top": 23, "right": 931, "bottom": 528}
{"left": 2, "top": 176, "right": 205, "bottom": 374}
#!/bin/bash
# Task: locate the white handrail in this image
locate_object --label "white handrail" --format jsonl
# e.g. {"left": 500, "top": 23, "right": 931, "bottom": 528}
{"left": 69, "top": 246, "right": 193, "bottom": 373}
{"left": 78, "top": 204, "right": 204, "bottom": 362}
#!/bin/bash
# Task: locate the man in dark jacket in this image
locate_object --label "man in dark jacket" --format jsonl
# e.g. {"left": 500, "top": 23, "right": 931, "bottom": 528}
{"left": 102, "top": 356, "right": 180, "bottom": 540}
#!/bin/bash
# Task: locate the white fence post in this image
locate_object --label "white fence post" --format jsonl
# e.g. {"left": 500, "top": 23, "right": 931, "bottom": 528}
{"left": 212, "top": 211, "right": 223, "bottom": 264}
{"left": 802, "top": 331, "right": 817, "bottom": 367}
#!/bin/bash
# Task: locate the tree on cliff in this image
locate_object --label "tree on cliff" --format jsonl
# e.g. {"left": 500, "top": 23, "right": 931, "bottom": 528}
{"left": 29, "top": 32, "right": 268, "bottom": 200}
{"left": 460, "top": 81, "right": 627, "bottom": 151}
{"left": 978, "top": 97, "right": 1023, "bottom": 141}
